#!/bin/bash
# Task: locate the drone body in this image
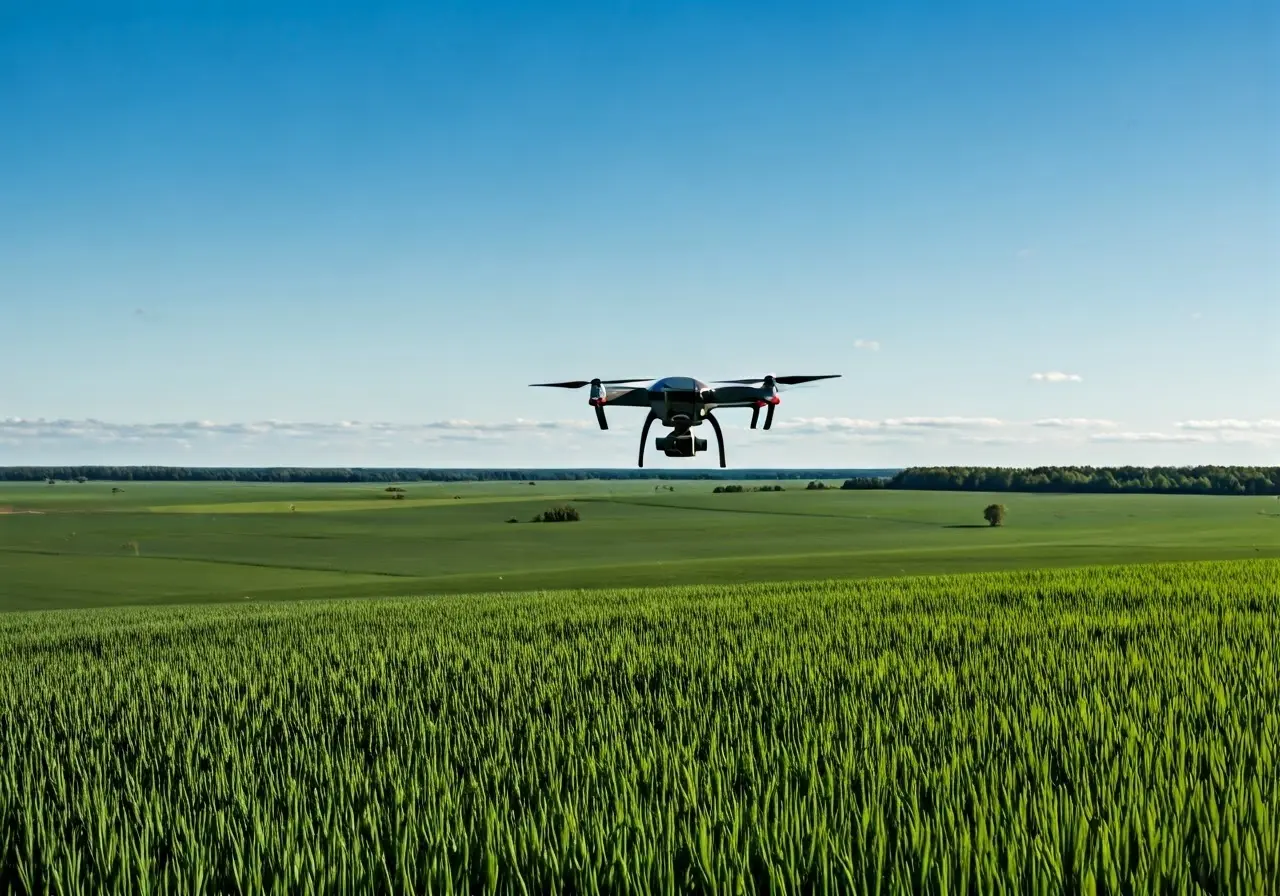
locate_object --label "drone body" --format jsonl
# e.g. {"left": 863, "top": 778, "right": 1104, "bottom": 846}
{"left": 530, "top": 374, "right": 841, "bottom": 467}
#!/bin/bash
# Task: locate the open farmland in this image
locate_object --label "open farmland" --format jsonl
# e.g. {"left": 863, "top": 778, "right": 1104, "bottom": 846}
{"left": 1, "top": 480, "right": 1278, "bottom": 611}
{"left": 1, "top": 560, "right": 1277, "bottom": 892}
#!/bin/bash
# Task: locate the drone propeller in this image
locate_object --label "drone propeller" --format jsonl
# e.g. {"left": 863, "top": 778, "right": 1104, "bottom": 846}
{"left": 528, "top": 378, "right": 652, "bottom": 389}
{"left": 714, "top": 374, "right": 841, "bottom": 430}
{"left": 529, "top": 377, "right": 652, "bottom": 430}
{"left": 714, "top": 374, "right": 842, "bottom": 386}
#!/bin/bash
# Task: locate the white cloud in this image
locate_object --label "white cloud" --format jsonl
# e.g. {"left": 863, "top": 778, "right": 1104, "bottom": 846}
{"left": 771, "top": 417, "right": 883, "bottom": 433}
{"left": 1031, "top": 371, "right": 1083, "bottom": 383}
{"left": 955, "top": 435, "right": 1034, "bottom": 446}
{"left": 1033, "top": 418, "right": 1117, "bottom": 429}
{"left": 5, "top": 413, "right": 1275, "bottom": 467}
{"left": 0, "top": 417, "right": 597, "bottom": 446}
{"left": 853, "top": 339, "right": 880, "bottom": 351}
{"left": 1090, "top": 431, "right": 1213, "bottom": 444}
{"left": 767, "top": 416, "right": 1006, "bottom": 439}
{"left": 882, "top": 416, "right": 1004, "bottom": 429}
{"left": 1175, "top": 419, "right": 1280, "bottom": 431}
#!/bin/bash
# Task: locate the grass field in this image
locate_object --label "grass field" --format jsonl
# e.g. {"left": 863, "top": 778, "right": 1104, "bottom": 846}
{"left": 3, "top": 481, "right": 1278, "bottom": 890}
{"left": 2, "top": 560, "right": 1277, "bottom": 893}
{"left": 1, "top": 480, "right": 1277, "bottom": 611}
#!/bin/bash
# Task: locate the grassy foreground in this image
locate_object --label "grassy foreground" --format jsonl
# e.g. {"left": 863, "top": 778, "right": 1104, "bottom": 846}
{"left": 2, "top": 559, "right": 1277, "bottom": 893}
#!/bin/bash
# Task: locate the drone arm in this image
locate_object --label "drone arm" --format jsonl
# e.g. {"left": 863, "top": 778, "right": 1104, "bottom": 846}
{"left": 708, "top": 385, "right": 767, "bottom": 406}
{"left": 600, "top": 387, "right": 651, "bottom": 407}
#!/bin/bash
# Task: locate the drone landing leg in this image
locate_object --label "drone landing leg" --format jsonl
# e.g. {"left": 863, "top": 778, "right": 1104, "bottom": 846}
{"left": 595, "top": 405, "right": 608, "bottom": 430}
{"left": 764, "top": 403, "right": 775, "bottom": 430}
{"left": 637, "top": 411, "right": 658, "bottom": 468}
{"left": 707, "top": 412, "right": 727, "bottom": 468}
{"left": 750, "top": 406, "right": 760, "bottom": 429}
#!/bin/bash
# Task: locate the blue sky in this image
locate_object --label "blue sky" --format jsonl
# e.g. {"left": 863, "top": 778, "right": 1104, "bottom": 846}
{"left": 2, "top": 0, "right": 1276, "bottom": 467}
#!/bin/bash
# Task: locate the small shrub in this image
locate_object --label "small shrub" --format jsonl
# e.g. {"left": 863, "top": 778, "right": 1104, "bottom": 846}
{"left": 984, "top": 503, "right": 1006, "bottom": 527}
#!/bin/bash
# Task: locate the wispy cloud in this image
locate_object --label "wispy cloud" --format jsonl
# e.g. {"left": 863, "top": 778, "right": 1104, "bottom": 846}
{"left": 1175, "top": 419, "right": 1280, "bottom": 431}
{"left": 5, "top": 415, "right": 1273, "bottom": 467}
{"left": 772, "top": 416, "right": 1005, "bottom": 435}
{"left": 1031, "top": 371, "right": 1082, "bottom": 383}
{"left": 0, "top": 414, "right": 1017, "bottom": 449}
{"left": 1033, "top": 418, "right": 1117, "bottom": 429}
{"left": 1090, "top": 431, "right": 1213, "bottom": 444}
{"left": 0, "top": 417, "right": 598, "bottom": 446}
{"left": 853, "top": 339, "right": 880, "bottom": 351}
{"left": 882, "top": 416, "right": 1004, "bottom": 428}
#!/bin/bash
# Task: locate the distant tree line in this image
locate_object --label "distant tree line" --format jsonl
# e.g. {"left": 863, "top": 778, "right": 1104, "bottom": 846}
{"left": 840, "top": 466, "right": 1280, "bottom": 496}
{"left": 6, "top": 465, "right": 1276, "bottom": 495}
{"left": 0, "top": 466, "right": 896, "bottom": 483}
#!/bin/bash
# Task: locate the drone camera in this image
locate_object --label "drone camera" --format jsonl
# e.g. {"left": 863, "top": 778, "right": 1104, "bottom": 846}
{"left": 655, "top": 434, "right": 706, "bottom": 457}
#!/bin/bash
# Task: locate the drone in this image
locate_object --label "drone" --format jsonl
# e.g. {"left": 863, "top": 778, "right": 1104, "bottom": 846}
{"left": 529, "top": 374, "right": 841, "bottom": 467}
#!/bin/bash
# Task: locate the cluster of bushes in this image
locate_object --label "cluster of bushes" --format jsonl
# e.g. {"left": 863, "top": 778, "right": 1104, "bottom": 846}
{"left": 712, "top": 484, "right": 785, "bottom": 493}
{"left": 531, "top": 505, "right": 581, "bottom": 523}
{"left": 805, "top": 481, "right": 829, "bottom": 490}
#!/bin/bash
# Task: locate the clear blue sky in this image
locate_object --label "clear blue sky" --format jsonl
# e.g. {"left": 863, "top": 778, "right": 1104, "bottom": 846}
{"left": 2, "top": 0, "right": 1276, "bottom": 467}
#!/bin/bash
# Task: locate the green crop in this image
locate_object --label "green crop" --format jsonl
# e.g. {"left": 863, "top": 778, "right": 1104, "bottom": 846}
{"left": 1, "top": 559, "right": 1278, "bottom": 893}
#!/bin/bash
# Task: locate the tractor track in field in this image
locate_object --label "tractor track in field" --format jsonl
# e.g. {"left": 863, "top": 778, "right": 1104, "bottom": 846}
{"left": 583, "top": 496, "right": 947, "bottom": 528}
{"left": 0, "top": 546, "right": 420, "bottom": 578}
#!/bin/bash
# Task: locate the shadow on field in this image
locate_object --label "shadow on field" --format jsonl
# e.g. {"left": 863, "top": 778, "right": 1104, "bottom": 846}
{"left": 943, "top": 524, "right": 993, "bottom": 529}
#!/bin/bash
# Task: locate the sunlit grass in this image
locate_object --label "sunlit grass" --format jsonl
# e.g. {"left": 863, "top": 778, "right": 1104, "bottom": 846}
{"left": 2, "top": 559, "right": 1276, "bottom": 892}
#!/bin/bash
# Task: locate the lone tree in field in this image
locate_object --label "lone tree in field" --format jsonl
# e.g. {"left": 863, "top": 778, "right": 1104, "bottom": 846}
{"left": 983, "top": 503, "right": 1006, "bottom": 527}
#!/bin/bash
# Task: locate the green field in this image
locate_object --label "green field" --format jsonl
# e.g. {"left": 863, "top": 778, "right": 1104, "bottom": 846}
{"left": 4, "top": 480, "right": 1278, "bottom": 890}
{"left": 2, "top": 560, "right": 1277, "bottom": 893}
{"left": 1, "top": 480, "right": 1277, "bottom": 611}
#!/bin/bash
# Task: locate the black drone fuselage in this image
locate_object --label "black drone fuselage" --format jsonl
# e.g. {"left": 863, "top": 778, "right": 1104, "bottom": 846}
{"left": 530, "top": 373, "right": 840, "bottom": 469}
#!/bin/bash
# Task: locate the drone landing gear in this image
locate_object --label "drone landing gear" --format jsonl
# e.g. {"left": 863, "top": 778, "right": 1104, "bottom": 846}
{"left": 749, "top": 403, "right": 775, "bottom": 430}
{"left": 706, "top": 412, "right": 726, "bottom": 468}
{"left": 638, "top": 411, "right": 658, "bottom": 468}
{"left": 637, "top": 412, "right": 726, "bottom": 468}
